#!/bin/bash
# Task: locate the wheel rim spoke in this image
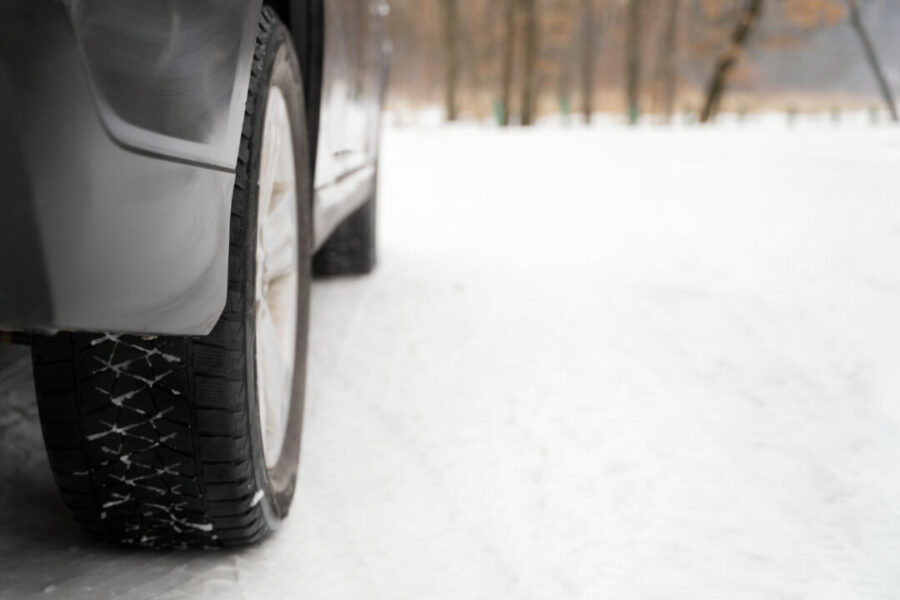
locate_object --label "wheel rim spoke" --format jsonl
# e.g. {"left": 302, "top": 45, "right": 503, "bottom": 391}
{"left": 257, "top": 304, "right": 293, "bottom": 452}
{"left": 263, "top": 193, "right": 299, "bottom": 282}
{"left": 255, "top": 86, "right": 300, "bottom": 470}
{"left": 258, "top": 129, "right": 278, "bottom": 218}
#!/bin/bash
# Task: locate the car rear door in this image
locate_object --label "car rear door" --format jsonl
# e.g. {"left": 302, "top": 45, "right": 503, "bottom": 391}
{"left": 315, "top": 0, "right": 387, "bottom": 191}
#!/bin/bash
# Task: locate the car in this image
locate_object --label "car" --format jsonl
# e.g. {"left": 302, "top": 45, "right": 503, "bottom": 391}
{"left": 0, "top": 0, "right": 390, "bottom": 548}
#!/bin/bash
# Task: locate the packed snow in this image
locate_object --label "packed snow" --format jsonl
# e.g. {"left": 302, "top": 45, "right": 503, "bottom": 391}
{"left": 2, "top": 122, "right": 900, "bottom": 599}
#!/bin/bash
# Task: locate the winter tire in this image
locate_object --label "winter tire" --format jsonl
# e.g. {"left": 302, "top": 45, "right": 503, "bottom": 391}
{"left": 30, "top": 7, "right": 312, "bottom": 549}
{"left": 313, "top": 189, "right": 378, "bottom": 276}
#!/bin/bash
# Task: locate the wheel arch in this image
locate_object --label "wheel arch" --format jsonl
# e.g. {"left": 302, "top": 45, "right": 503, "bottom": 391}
{"left": 263, "top": 0, "right": 324, "bottom": 175}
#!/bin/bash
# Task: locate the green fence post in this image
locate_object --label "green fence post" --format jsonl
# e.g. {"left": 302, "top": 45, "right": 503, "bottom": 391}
{"left": 494, "top": 101, "right": 506, "bottom": 127}
{"left": 560, "top": 95, "right": 571, "bottom": 126}
{"left": 628, "top": 104, "right": 639, "bottom": 126}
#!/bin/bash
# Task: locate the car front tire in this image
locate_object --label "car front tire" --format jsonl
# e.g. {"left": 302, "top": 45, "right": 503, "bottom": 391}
{"left": 30, "top": 7, "right": 311, "bottom": 549}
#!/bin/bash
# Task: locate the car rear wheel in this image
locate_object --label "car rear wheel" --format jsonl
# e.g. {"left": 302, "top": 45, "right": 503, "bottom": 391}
{"left": 30, "top": 8, "right": 311, "bottom": 549}
{"left": 313, "top": 186, "right": 378, "bottom": 276}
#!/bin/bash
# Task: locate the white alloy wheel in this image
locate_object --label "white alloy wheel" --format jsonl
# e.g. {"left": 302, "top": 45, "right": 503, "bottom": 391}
{"left": 255, "top": 86, "right": 300, "bottom": 469}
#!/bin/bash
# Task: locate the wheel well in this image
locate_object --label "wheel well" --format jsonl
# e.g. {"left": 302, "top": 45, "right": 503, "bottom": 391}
{"left": 263, "top": 0, "right": 324, "bottom": 174}
{"left": 263, "top": 0, "right": 291, "bottom": 24}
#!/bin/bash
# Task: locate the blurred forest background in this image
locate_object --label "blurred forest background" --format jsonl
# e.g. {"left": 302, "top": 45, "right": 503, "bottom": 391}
{"left": 385, "top": 0, "right": 900, "bottom": 125}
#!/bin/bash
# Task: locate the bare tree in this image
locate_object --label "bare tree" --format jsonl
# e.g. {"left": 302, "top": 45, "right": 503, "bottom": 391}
{"left": 388, "top": 0, "right": 871, "bottom": 124}
{"left": 700, "top": 0, "right": 765, "bottom": 124}
{"left": 520, "top": 0, "right": 539, "bottom": 126}
{"left": 500, "top": 0, "right": 517, "bottom": 126}
{"left": 439, "top": 0, "right": 459, "bottom": 121}
{"left": 580, "top": 0, "right": 596, "bottom": 123}
{"left": 658, "top": 0, "right": 679, "bottom": 122}
{"left": 625, "top": 0, "right": 643, "bottom": 125}
{"left": 845, "top": 0, "right": 898, "bottom": 122}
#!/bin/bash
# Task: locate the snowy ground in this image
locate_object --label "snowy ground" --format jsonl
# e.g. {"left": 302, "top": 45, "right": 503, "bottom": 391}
{"left": 3, "top": 125, "right": 900, "bottom": 599}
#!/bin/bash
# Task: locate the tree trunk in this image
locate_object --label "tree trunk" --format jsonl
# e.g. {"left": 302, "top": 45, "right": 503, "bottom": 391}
{"left": 660, "top": 0, "right": 679, "bottom": 122}
{"left": 520, "top": 0, "right": 539, "bottom": 126}
{"left": 439, "top": 0, "right": 459, "bottom": 122}
{"left": 580, "top": 0, "right": 595, "bottom": 124}
{"left": 625, "top": 0, "right": 643, "bottom": 125}
{"left": 699, "top": 0, "right": 765, "bottom": 124}
{"left": 500, "top": 0, "right": 517, "bottom": 126}
{"left": 846, "top": 0, "right": 898, "bottom": 122}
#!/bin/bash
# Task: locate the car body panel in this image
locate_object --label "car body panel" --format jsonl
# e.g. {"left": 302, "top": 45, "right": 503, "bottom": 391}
{"left": 313, "top": 0, "right": 390, "bottom": 245}
{"left": 0, "top": 0, "right": 389, "bottom": 336}
{"left": 0, "top": 1, "right": 238, "bottom": 335}
{"left": 68, "top": 0, "right": 261, "bottom": 171}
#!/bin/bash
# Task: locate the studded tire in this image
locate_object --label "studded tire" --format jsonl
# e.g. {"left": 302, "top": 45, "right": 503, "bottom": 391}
{"left": 29, "top": 8, "right": 312, "bottom": 549}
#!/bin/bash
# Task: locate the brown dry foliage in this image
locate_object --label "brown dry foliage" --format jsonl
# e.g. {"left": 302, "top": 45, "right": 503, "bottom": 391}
{"left": 387, "top": 0, "right": 868, "bottom": 120}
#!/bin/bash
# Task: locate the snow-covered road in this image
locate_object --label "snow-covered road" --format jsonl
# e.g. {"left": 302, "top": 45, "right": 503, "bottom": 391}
{"left": 3, "top": 125, "right": 900, "bottom": 599}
